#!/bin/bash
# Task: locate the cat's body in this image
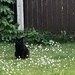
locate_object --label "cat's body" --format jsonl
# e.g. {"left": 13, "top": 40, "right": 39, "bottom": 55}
{"left": 15, "top": 37, "right": 29, "bottom": 59}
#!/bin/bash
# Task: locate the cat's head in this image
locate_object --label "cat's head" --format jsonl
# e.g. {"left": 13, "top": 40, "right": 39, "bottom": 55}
{"left": 15, "top": 37, "right": 24, "bottom": 44}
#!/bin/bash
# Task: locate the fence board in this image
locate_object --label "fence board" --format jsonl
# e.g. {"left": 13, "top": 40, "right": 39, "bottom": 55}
{"left": 51, "top": 0, "right": 57, "bottom": 33}
{"left": 32, "top": 0, "right": 37, "bottom": 29}
{"left": 37, "top": 0, "right": 42, "bottom": 30}
{"left": 73, "top": 0, "right": 75, "bottom": 33}
{"left": 24, "top": 0, "right": 27, "bottom": 28}
{"left": 47, "top": 0, "right": 53, "bottom": 32}
{"left": 55, "top": 0, "right": 62, "bottom": 33}
{"left": 57, "top": 0, "right": 62, "bottom": 32}
{"left": 42, "top": 0, "right": 47, "bottom": 31}
{"left": 63, "top": 0, "right": 68, "bottom": 31}
{"left": 67, "top": 0, "right": 73, "bottom": 33}
{"left": 36, "top": 0, "right": 39, "bottom": 29}
{"left": 28, "top": 0, "right": 33, "bottom": 28}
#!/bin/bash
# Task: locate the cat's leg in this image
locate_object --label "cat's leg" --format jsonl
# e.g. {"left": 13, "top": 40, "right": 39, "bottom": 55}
{"left": 15, "top": 51, "right": 20, "bottom": 58}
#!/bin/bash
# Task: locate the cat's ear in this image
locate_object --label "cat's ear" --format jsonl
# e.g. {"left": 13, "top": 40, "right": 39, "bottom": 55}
{"left": 20, "top": 37, "right": 24, "bottom": 40}
{"left": 16, "top": 37, "right": 18, "bottom": 40}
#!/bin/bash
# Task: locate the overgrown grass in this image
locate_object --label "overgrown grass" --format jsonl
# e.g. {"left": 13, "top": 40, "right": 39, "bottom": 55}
{"left": 0, "top": 41, "right": 75, "bottom": 75}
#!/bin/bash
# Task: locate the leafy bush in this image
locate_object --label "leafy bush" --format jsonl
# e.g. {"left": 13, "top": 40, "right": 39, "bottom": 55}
{"left": 53, "top": 31, "right": 68, "bottom": 43}
{"left": 23, "top": 28, "right": 59, "bottom": 44}
{"left": 23, "top": 28, "right": 75, "bottom": 44}
{"left": 24, "top": 28, "right": 42, "bottom": 43}
{"left": 0, "top": 0, "right": 18, "bottom": 41}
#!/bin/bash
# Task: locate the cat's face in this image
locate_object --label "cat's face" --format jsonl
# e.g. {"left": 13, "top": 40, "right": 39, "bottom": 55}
{"left": 16, "top": 37, "right": 23, "bottom": 44}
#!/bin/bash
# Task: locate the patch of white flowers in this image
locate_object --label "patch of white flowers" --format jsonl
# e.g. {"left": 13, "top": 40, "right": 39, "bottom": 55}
{"left": 0, "top": 41, "right": 75, "bottom": 75}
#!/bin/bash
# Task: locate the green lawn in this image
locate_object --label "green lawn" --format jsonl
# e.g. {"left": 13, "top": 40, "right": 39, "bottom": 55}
{"left": 0, "top": 42, "right": 75, "bottom": 75}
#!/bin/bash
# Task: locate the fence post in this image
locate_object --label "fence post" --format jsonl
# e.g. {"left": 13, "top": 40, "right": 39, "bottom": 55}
{"left": 17, "top": 0, "right": 24, "bottom": 30}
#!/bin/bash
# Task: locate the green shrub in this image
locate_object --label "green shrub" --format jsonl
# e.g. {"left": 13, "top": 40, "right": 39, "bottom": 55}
{"left": 23, "top": 28, "right": 58, "bottom": 45}
{"left": 0, "top": 0, "right": 18, "bottom": 41}
{"left": 24, "top": 28, "right": 42, "bottom": 43}
{"left": 23, "top": 28, "right": 75, "bottom": 44}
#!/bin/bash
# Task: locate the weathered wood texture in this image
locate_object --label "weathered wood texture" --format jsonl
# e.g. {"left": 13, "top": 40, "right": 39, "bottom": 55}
{"left": 24, "top": 0, "right": 75, "bottom": 34}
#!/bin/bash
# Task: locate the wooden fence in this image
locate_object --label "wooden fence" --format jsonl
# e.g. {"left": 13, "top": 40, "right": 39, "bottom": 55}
{"left": 24, "top": 0, "right": 75, "bottom": 34}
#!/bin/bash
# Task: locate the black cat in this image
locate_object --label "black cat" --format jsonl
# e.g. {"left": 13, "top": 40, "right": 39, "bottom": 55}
{"left": 15, "top": 37, "right": 29, "bottom": 59}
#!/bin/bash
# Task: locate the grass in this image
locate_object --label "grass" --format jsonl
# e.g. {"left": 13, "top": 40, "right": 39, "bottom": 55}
{"left": 0, "top": 41, "right": 75, "bottom": 75}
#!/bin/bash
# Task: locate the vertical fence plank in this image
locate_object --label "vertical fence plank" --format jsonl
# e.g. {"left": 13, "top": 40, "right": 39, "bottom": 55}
{"left": 47, "top": 0, "right": 53, "bottom": 32}
{"left": 41, "top": 0, "right": 44, "bottom": 30}
{"left": 42, "top": 0, "right": 47, "bottom": 31}
{"left": 69, "top": 0, "right": 75, "bottom": 34}
{"left": 63, "top": 0, "right": 68, "bottom": 32}
{"left": 24, "top": 0, "right": 27, "bottom": 28}
{"left": 67, "top": 0, "right": 73, "bottom": 33}
{"left": 73, "top": 0, "right": 75, "bottom": 33}
{"left": 57, "top": 0, "right": 62, "bottom": 33}
{"left": 32, "top": 0, "right": 37, "bottom": 29}
{"left": 71, "top": 0, "right": 75, "bottom": 33}
{"left": 37, "top": 0, "right": 42, "bottom": 30}
{"left": 55, "top": 0, "right": 62, "bottom": 33}
{"left": 27, "top": 0, "right": 33, "bottom": 28}
{"left": 36, "top": 0, "right": 39, "bottom": 29}
{"left": 25, "top": 0, "right": 29, "bottom": 27}
{"left": 46, "top": 0, "right": 48, "bottom": 30}
{"left": 51, "top": 0, "right": 57, "bottom": 33}
{"left": 56, "top": 0, "right": 59, "bottom": 32}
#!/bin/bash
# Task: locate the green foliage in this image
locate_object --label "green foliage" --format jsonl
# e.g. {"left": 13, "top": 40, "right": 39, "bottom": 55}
{"left": 24, "top": 28, "right": 42, "bottom": 43}
{"left": 53, "top": 30, "right": 68, "bottom": 43}
{"left": 23, "top": 28, "right": 52, "bottom": 45}
{"left": 23, "top": 28, "right": 53, "bottom": 44}
{"left": 1, "top": 0, "right": 15, "bottom": 3}
{"left": 59, "top": 31, "right": 68, "bottom": 42}
{"left": 0, "top": 0, "right": 18, "bottom": 41}
{"left": 23, "top": 28, "right": 75, "bottom": 44}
